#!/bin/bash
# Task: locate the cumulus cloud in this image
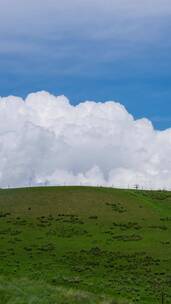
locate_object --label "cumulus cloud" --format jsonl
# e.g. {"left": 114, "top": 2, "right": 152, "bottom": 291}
{"left": 0, "top": 91, "right": 171, "bottom": 189}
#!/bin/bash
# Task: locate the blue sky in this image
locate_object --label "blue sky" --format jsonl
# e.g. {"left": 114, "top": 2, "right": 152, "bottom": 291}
{"left": 0, "top": 0, "right": 171, "bottom": 129}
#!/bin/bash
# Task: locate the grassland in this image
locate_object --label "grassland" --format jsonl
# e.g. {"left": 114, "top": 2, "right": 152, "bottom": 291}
{"left": 0, "top": 186, "right": 171, "bottom": 304}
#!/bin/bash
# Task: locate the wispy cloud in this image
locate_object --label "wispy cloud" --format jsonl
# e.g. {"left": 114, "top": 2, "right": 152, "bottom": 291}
{"left": 0, "top": 0, "right": 171, "bottom": 130}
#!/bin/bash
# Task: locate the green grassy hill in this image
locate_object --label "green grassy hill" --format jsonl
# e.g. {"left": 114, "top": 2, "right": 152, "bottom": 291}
{"left": 0, "top": 186, "right": 171, "bottom": 304}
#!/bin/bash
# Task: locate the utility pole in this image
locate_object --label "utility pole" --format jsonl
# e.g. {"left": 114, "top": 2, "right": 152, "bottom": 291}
{"left": 161, "top": 292, "right": 164, "bottom": 304}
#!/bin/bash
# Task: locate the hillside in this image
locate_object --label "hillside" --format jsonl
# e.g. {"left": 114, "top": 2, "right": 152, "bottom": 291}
{"left": 0, "top": 186, "right": 171, "bottom": 304}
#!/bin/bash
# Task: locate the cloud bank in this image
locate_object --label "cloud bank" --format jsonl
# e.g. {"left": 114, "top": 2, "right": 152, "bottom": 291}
{"left": 0, "top": 91, "right": 171, "bottom": 189}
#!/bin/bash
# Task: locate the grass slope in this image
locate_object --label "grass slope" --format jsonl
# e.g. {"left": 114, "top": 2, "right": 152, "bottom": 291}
{"left": 0, "top": 186, "right": 171, "bottom": 304}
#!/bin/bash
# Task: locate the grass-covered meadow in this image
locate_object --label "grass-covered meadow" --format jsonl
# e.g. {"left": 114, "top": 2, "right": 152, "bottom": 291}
{"left": 0, "top": 186, "right": 171, "bottom": 303}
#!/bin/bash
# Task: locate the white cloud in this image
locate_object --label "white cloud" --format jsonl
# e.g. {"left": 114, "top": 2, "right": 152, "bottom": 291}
{"left": 0, "top": 91, "right": 171, "bottom": 189}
